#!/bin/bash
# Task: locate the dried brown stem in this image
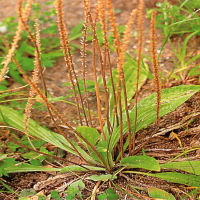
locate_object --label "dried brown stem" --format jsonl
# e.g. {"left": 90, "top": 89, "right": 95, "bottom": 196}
{"left": 89, "top": 11, "right": 106, "bottom": 140}
{"left": 81, "top": 0, "right": 93, "bottom": 127}
{"left": 96, "top": 0, "right": 111, "bottom": 135}
{"left": 55, "top": 0, "right": 89, "bottom": 126}
{"left": 107, "top": 0, "right": 132, "bottom": 158}
{"left": 18, "top": 1, "right": 48, "bottom": 100}
{"left": 24, "top": 19, "right": 41, "bottom": 135}
{"left": 131, "top": 0, "right": 144, "bottom": 155}
{"left": 106, "top": 0, "right": 124, "bottom": 158}
{"left": 151, "top": 10, "right": 161, "bottom": 124}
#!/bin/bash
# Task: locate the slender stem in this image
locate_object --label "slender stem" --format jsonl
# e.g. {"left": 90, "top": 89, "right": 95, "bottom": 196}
{"left": 56, "top": 0, "right": 89, "bottom": 126}
{"left": 131, "top": 0, "right": 144, "bottom": 155}
{"left": 88, "top": 11, "right": 106, "bottom": 141}
{"left": 81, "top": 1, "right": 93, "bottom": 127}
{"left": 151, "top": 10, "right": 161, "bottom": 124}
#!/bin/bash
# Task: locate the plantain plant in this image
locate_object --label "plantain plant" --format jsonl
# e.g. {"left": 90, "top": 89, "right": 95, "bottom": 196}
{"left": 0, "top": 0, "right": 200, "bottom": 199}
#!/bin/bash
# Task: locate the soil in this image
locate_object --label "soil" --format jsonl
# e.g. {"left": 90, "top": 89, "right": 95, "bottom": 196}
{"left": 0, "top": 0, "right": 200, "bottom": 200}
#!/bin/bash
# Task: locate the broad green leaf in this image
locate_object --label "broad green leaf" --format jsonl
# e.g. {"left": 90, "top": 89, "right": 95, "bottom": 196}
{"left": 76, "top": 126, "right": 101, "bottom": 163}
{"left": 161, "top": 161, "right": 200, "bottom": 175}
{"left": 76, "top": 126, "right": 99, "bottom": 146}
{"left": 60, "top": 165, "right": 105, "bottom": 173}
{"left": 0, "top": 105, "right": 96, "bottom": 164}
{"left": 86, "top": 174, "right": 117, "bottom": 181}
{"left": 109, "top": 85, "right": 200, "bottom": 151}
{"left": 120, "top": 155, "right": 160, "bottom": 171}
{"left": 143, "top": 172, "right": 200, "bottom": 187}
{"left": 0, "top": 163, "right": 60, "bottom": 174}
{"left": 98, "top": 193, "right": 107, "bottom": 200}
{"left": 105, "top": 188, "right": 120, "bottom": 200}
{"left": 129, "top": 85, "right": 199, "bottom": 132}
{"left": 148, "top": 187, "right": 176, "bottom": 200}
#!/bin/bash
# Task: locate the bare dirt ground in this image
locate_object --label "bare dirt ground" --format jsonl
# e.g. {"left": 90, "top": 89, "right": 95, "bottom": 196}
{"left": 0, "top": 0, "right": 200, "bottom": 199}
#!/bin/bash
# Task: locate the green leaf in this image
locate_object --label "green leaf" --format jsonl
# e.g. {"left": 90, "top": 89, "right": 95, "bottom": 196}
{"left": 0, "top": 162, "right": 60, "bottom": 174}
{"left": 30, "top": 159, "right": 42, "bottom": 166}
{"left": 109, "top": 85, "right": 200, "bottom": 151}
{"left": 0, "top": 154, "right": 7, "bottom": 160}
{"left": 42, "top": 24, "right": 58, "bottom": 34}
{"left": 188, "top": 65, "right": 200, "bottom": 77}
{"left": 148, "top": 187, "right": 176, "bottom": 200}
{"left": 9, "top": 63, "right": 26, "bottom": 85}
{"left": 0, "top": 179, "right": 15, "bottom": 193}
{"left": 69, "top": 180, "right": 85, "bottom": 191}
{"left": 41, "top": 51, "right": 63, "bottom": 67}
{"left": 0, "top": 91, "right": 25, "bottom": 99}
{"left": 45, "top": 1, "right": 55, "bottom": 5}
{"left": 18, "top": 198, "right": 30, "bottom": 200}
{"left": 76, "top": 126, "right": 99, "bottom": 146}
{"left": 0, "top": 84, "right": 8, "bottom": 91}
{"left": 106, "top": 188, "right": 120, "bottom": 200}
{"left": 161, "top": 161, "right": 200, "bottom": 175}
{"left": 144, "top": 172, "right": 200, "bottom": 187}
{"left": 187, "top": 54, "right": 200, "bottom": 66}
{"left": 60, "top": 165, "right": 105, "bottom": 173}
{"left": 0, "top": 105, "right": 96, "bottom": 164}
{"left": 120, "top": 155, "right": 160, "bottom": 171}
{"left": 20, "top": 189, "right": 36, "bottom": 197}
{"left": 65, "top": 180, "right": 85, "bottom": 199}
{"left": 22, "top": 151, "right": 41, "bottom": 159}
{"left": 69, "top": 22, "right": 83, "bottom": 40}
{"left": 98, "top": 193, "right": 107, "bottom": 200}
{"left": 20, "top": 57, "right": 34, "bottom": 71}
{"left": 50, "top": 191, "right": 62, "bottom": 200}
{"left": 181, "top": 31, "right": 198, "bottom": 59}
{"left": 98, "top": 188, "right": 119, "bottom": 200}
{"left": 86, "top": 174, "right": 117, "bottom": 181}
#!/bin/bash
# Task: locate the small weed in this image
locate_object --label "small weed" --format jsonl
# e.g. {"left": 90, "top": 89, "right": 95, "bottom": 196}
{"left": 166, "top": 31, "right": 200, "bottom": 82}
{"left": 148, "top": 0, "right": 200, "bottom": 36}
{"left": 97, "top": 188, "right": 119, "bottom": 200}
{"left": 148, "top": 0, "right": 200, "bottom": 83}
